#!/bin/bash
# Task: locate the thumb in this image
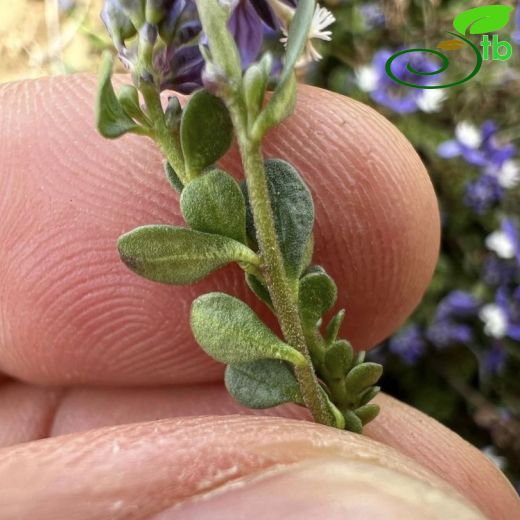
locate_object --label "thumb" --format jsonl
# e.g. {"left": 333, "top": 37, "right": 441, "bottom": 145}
{"left": 0, "top": 416, "right": 484, "bottom": 520}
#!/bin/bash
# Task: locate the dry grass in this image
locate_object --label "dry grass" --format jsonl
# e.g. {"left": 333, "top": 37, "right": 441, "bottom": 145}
{"left": 0, "top": 0, "right": 106, "bottom": 83}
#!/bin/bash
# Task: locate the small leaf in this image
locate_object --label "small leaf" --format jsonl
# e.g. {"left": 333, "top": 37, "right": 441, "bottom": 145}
{"left": 252, "top": 73, "right": 296, "bottom": 140}
{"left": 246, "top": 273, "right": 273, "bottom": 310}
{"left": 324, "top": 340, "right": 353, "bottom": 379}
{"left": 358, "top": 386, "right": 380, "bottom": 406}
{"left": 244, "top": 159, "right": 314, "bottom": 278}
{"left": 118, "top": 84, "right": 149, "bottom": 127}
{"left": 225, "top": 359, "right": 303, "bottom": 408}
{"left": 164, "top": 161, "right": 184, "bottom": 193}
{"left": 244, "top": 58, "right": 269, "bottom": 126}
{"left": 453, "top": 5, "right": 513, "bottom": 35}
{"left": 118, "top": 225, "right": 259, "bottom": 285}
{"left": 191, "top": 293, "right": 307, "bottom": 366}
{"left": 344, "top": 362, "right": 383, "bottom": 396}
{"left": 355, "top": 403, "right": 380, "bottom": 425}
{"left": 180, "top": 89, "right": 233, "bottom": 176}
{"left": 325, "top": 309, "right": 345, "bottom": 345}
{"left": 181, "top": 169, "right": 246, "bottom": 243}
{"left": 96, "top": 52, "right": 142, "bottom": 139}
{"left": 298, "top": 267, "right": 337, "bottom": 328}
{"left": 342, "top": 409, "right": 363, "bottom": 433}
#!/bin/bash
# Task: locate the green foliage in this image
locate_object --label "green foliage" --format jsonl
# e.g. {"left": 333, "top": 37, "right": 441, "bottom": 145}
{"left": 96, "top": 52, "right": 145, "bottom": 139}
{"left": 453, "top": 5, "right": 513, "bottom": 35}
{"left": 244, "top": 159, "right": 315, "bottom": 279}
{"left": 181, "top": 169, "right": 247, "bottom": 243}
{"left": 117, "top": 85, "right": 149, "bottom": 127}
{"left": 164, "top": 162, "right": 184, "bottom": 193}
{"left": 190, "top": 292, "right": 307, "bottom": 366}
{"left": 324, "top": 340, "right": 354, "bottom": 379}
{"left": 342, "top": 409, "right": 363, "bottom": 433}
{"left": 225, "top": 359, "right": 303, "bottom": 408}
{"left": 244, "top": 54, "right": 272, "bottom": 127}
{"left": 355, "top": 403, "right": 380, "bottom": 426}
{"left": 180, "top": 89, "right": 233, "bottom": 177}
{"left": 325, "top": 309, "right": 346, "bottom": 345}
{"left": 245, "top": 273, "right": 273, "bottom": 310}
{"left": 344, "top": 363, "right": 384, "bottom": 396}
{"left": 298, "top": 267, "right": 337, "bottom": 329}
{"left": 118, "top": 225, "right": 259, "bottom": 284}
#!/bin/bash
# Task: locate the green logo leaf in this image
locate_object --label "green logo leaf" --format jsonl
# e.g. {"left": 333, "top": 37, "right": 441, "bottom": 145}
{"left": 190, "top": 292, "right": 307, "bottom": 366}
{"left": 453, "top": 5, "right": 514, "bottom": 35}
{"left": 225, "top": 359, "right": 303, "bottom": 409}
{"left": 118, "top": 225, "right": 259, "bottom": 285}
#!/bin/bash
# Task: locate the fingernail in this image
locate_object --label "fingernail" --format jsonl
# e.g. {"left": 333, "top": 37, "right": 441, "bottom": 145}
{"left": 152, "top": 458, "right": 485, "bottom": 520}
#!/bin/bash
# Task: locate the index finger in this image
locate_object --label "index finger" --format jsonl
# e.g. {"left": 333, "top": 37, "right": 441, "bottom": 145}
{"left": 0, "top": 75, "right": 439, "bottom": 385}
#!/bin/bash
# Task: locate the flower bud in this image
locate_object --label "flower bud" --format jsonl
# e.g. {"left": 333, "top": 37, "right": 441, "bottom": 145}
{"left": 101, "top": 0, "right": 137, "bottom": 50}
{"left": 146, "top": 0, "right": 177, "bottom": 24}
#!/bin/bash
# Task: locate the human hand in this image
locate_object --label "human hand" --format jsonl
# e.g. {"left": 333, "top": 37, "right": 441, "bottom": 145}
{"left": 0, "top": 76, "right": 517, "bottom": 519}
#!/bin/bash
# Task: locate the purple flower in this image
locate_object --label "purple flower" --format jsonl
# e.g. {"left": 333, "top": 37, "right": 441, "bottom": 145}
{"left": 512, "top": 2, "right": 520, "bottom": 45}
{"left": 426, "top": 319, "right": 473, "bottom": 348}
{"left": 438, "top": 121, "right": 519, "bottom": 191}
{"left": 482, "top": 256, "right": 519, "bottom": 286}
{"left": 435, "top": 291, "right": 480, "bottom": 321}
{"left": 388, "top": 325, "right": 426, "bottom": 364}
{"left": 359, "top": 3, "right": 385, "bottom": 29}
{"left": 482, "top": 343, "right": 507, "bottom": 375}
{"left": 485, "top": 218, "right": 520, "bottom": 265}
{"left": 464, "top": 174, "right": 503, "bottom": 214}
{"left": 356, "top": 49, "right": 445, "bottom": 114}
{"left": 480, "top": 285, "right": 520, "bottom": 341}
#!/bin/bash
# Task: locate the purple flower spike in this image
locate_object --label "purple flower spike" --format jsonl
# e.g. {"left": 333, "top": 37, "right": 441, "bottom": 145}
{"left": 388, "top": 325, "right": 426, "bottom": 364}
{"left": 229, "top": 1, "right": 265, "bottom": 67}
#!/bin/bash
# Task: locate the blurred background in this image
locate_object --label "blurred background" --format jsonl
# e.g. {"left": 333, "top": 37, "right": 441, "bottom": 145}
{"left": 1, "top": 0, "right": 519, "bottom": 490}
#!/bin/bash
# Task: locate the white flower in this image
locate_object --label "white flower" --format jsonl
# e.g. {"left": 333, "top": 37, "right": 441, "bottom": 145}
{"left": 355, "top": 65, "right": 379, "bottom": 92}
{"left": 479, "top": 304, "right": 508, "bottom": 338}
{"left": 416, "top": 89, "right": 446, "bottom": 113}
{"left": 280, "top": 4, "right": 335, "bottom": 65}
{"left": 455, "top": 121, "right": 482, "bottom": 149}
{"left": 496, "top": 159, "right": 520, "bottom": 189}
{"left": 485, "top": 230, "right": 516, "bottom": 259}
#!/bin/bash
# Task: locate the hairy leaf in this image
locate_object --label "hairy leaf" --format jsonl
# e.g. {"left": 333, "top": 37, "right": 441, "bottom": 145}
{"left": 358, "top": 386, "right": 381, "bottom": 406}
{"left": 191, "top": 292, "right": 307, "bottom": 366}
{"left": 344, "top": 362, "right": 383, "bottom": 396}
{"left": 246, "top": 273, "right": 273, "bottom": 309}
{"left": 324, "top": 340, "right": 354, "bottom": 379}
{"left": 355, "top": 403, "right": 380, "bottom": 425}
{"left": 325, "top": 309, "right": 346, "bottom": 345}
{"left": 118, "top": 225, "right": 259, "bottom": 284}
{"left": 181, "top": 169, "right": 246, "bottom": 243}
{"left": 164, "top": 162, "right": 184, "bottom": 193}
{"left": 180, "top": 89, "right": 233, "bottom": 176}
{"left": 244, "top": 159, "right": 314, "bottom": 278}
{"left": 342, "top": 409, "right": 363, "bottom": 433}
{"left": 96, "top": 52, "right": 142, "bottom": 139}
{"left": 298, "top": 267, "right": 337, "bottom": 328}
{"left": 225, "top": 359, "right": 303, "bottom": 408}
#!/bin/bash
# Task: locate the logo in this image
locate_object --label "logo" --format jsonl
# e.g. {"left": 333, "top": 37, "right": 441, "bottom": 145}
{"left": 386, "top": 5, "right": 515, "bottom": 89}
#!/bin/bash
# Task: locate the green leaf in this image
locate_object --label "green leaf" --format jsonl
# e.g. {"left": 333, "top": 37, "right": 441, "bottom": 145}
{"left": 225, "top": 359, "right": 303, "bottom": 408}
{"left": 280, "top": 0, "right": 316, "bottom": 84}
{"left": 244, "top": 159, "right": 314, "bottom": 278}
{"left": 117, "top": 85, "right": 149, "bottom": 127}
{"left": 246, "top": 273, "right": 273, "bottom": 310}
{"left": 118, "top": 225, "right": 259, "bottom": 285}
{"left": 358, "top": 386, "right": 380, "bottom": 406}
{"left": 180, "top": 89, "right": 233, "bottom": 177}
{"left": 344, "top": 362, "right": 383, "bottom": 396}
{"left": 325, "top": 309, "right": 345, "bottom": 345}
{"left": 95, "top": 52, "right": 142, "bottom": 139}
{"left": 324, "top": 340, "right": 353, "bottom": 379}
{"left": 355, "top": 403, "right": 380, "bottom": 426}
{"left": 342, "top": 409, "right": 363, "bottom": 433}
{"left": 181, "top": 169, "right": 246, "bottom": 243}
{"left": 298, "top": 267, "right": 337, "bottom": 328}
{"left": 252, "top": 73, "right": 296, "bottom": 140}
{"left": 318, "top": 387, "right": 345, "bottom": 429}
{"left": 191, "top": 292, "right": 307, "bottom": 366}
{"left": 164, "top": 161, "right": 184, "bottom": 193}
{"left": 453, "top": 5, "right": 513, "bottom": 35}
{"left": 244, "top": 57, "right": 270, "bottom": 126}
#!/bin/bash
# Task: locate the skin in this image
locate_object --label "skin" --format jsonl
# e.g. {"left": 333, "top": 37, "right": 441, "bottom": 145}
{"left": 0, "top": 75, "right": 518, "bottom": 519}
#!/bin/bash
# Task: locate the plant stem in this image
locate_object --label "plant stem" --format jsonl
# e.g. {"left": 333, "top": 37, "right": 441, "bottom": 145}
{"left": 231, "top": 111, "right": 332, "bottom": 426}
{"left": 140, "top": 82, "right": 187, "bottom": 183}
